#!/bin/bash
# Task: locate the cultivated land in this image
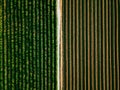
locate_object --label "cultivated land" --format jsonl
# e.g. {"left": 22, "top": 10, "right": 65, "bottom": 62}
{"left": 0, "top": 0, "right": 57, "bottom": 89}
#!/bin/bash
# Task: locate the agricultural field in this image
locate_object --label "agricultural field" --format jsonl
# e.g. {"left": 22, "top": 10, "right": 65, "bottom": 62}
{"left": 0, "top": 0, "right": 57, "bottom": 90}
{"left": 60, "top": 0, "right": 120, "bottom": 90}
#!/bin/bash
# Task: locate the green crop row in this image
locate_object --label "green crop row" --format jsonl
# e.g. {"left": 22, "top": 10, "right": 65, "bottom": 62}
{"left": 0, "top": 0, "right": 57, "bottom": 90}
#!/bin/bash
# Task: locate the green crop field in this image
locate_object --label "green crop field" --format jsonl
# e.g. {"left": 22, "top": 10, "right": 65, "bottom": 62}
{"left": 0, "top": 0, "right": 57, "bottom": 90}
